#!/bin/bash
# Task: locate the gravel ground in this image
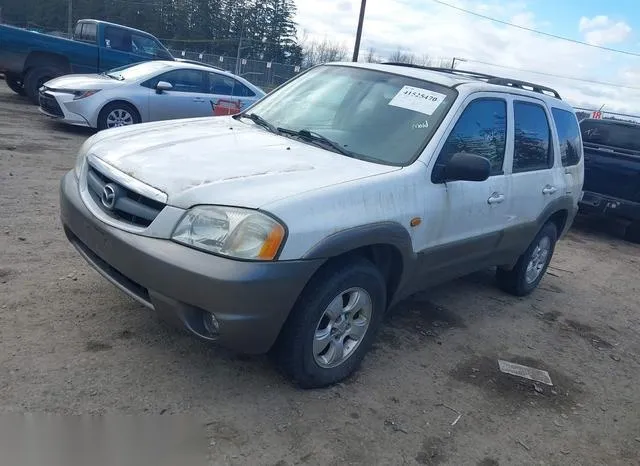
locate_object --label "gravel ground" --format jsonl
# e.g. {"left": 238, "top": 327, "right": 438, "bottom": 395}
{"left": 1, "top": 81, "right": 639, "bottom": 466}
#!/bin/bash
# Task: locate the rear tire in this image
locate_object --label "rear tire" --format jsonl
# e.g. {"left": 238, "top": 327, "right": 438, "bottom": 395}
{"left": 97, "top": 102, "right": 141, "bottom": 130}
{"left": 273, "top": 257, "right": 386, "bottom": 388}
{"left": 5, "top": 73, "right": 26, "bottom": 96}
{"left": 497, "top": 222, "right": 558, "bottom": 296}
{"left": 24, "top": 66, "right": 63, "bottom": 104}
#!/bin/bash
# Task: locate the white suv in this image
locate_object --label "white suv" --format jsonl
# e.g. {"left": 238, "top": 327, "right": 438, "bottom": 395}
{"left": 60, "top": 63, "right": 584, "bottom": 388}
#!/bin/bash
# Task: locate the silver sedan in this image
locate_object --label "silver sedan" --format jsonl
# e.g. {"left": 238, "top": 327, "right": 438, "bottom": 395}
{"left": 39, "top": 60, "right": 266, "bottom": 130}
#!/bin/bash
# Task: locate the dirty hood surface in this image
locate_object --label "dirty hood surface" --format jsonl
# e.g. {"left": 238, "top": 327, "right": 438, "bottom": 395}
{"left": 45, "top": 74, "right": 125, "bottom": 91}
{"left": 88, "top": 117, "right": 399, "bottom": 209}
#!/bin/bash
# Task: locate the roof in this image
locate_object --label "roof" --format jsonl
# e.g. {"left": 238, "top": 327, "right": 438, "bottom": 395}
{"left": 332, "top": 61, "right": 570, "bottom": 110}
{"left": 78, "top": 19, "right": 158, "bottom": 38}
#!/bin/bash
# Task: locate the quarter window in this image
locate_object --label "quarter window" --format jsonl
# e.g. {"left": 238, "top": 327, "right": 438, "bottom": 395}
{"left": 552, "top": 108, "right": 582, "bottom": 166}
{"left": 513, "top": 102, "right": 553, "bottom": 172}
{"left": 438, "top": 98, "right": 507, "bottom": 176}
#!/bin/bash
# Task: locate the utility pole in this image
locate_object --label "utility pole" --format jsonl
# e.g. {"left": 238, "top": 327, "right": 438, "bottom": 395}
{"left": 235, "top": 9, "right": 246, "bottom": 75}
{"left": 67, "top": 0, "right": 73, "bottom": 37}
{"left": 451, "top": 57, "right": 466, "bottom": 69}
{"left": 352, "top": 0, "right": 366, "bottom": 62}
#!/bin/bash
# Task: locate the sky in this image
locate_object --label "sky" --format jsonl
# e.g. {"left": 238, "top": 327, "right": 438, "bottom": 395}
{"left": 294, "top": 0, "right": 640, "bottom": 114}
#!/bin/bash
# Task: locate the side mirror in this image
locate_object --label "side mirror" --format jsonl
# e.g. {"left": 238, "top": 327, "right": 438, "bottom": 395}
{"left": 156, "top": 81, "right": 173, "bottom": 94}
{"left": 441, "top": 152, "right": 491, "bottom": 182}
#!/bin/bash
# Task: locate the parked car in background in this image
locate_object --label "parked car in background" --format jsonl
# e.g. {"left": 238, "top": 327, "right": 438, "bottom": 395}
{"left": 578, "top": 118, "right": 640, "bottom": 241}
{"left": 60, "top": 63, "right": 583, "bottom": 387}
{"left": 39, "top": 60, "right": 265, "bottom": 129}
{"left": 0, "top": 19, "right": 173, "bottom": 103}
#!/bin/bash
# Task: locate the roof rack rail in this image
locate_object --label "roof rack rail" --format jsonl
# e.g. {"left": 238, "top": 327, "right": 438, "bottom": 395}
{"left": 484, "top": 77, "right": 561, "bottom": 99}
{"left": 380, "top": 62, "right": 562, "bottom": 100}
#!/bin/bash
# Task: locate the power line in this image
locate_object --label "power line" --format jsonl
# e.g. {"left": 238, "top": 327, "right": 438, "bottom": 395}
{"left": 431, "top": 0, "right": 640, "bottom": 58}
{"left": 462, "top": 58, "right": 640, "bottom": 91}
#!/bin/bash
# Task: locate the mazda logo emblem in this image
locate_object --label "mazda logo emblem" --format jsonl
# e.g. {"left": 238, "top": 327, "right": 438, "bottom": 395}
{"left": 101, "top": 184, "right": 117, "bottom": 210}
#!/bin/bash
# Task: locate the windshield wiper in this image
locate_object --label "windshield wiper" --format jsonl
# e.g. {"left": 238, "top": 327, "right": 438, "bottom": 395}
{"left": 277, "top": 128, "right": 354, "bottom": 157}
{"left": 232, "top": 112, "right": 278, "bottom": 134}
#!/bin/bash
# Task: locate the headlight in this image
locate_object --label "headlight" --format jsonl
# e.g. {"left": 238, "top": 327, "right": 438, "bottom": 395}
{"left": 73, "top": 90, "right": 101, "bottom": 100}
{"left": 172, "top": 206, "right": 286, "bottom": 260}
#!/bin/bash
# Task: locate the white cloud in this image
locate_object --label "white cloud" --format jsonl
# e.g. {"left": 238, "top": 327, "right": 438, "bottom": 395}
{"left": 294, "top": 0, "right": 640, "bottom": 113}
{"left": 579, "top": 15, "right": 632, "bottom": 46}
{"left": 579, "top": 15, "right": 611, "bottom": 32}
{"left": 582, "top": 20, "right": 632, "bottom": 46}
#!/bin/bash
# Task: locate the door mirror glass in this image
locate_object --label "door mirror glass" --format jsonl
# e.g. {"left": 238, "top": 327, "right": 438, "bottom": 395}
{"left": 156, "top": 81, "right": 173, "bottom": 93}
{"left": 443, "top": 152, "right": 491, "bottom": 182}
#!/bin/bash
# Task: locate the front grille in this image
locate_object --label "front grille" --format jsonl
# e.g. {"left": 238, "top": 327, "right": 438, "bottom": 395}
{"left": 39, "top": 92, "right": 64, "bottom": 117}
{"left": 86, "top": 164, "right": 165, "bottom": 227}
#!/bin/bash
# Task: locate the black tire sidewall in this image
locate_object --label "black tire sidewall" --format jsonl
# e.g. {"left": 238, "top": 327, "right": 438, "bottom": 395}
{"left": 515, "top": 223, "right": 558, "bottom": 295}
{"left": 98, "top": 102, "right": 140, "bottom": 130}
{"left": 5, "top": 74, "right": 25, "bottom": 95}
{"left": 279, "top": 259, "right": 386, "bottom": 388}
{"left": 25, "top": 67, "right": 60, "bottom": 104}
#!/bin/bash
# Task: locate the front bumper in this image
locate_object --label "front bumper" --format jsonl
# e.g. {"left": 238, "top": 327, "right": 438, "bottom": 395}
{"left": 39, "top": 90, "right": 93, "bottom": 127}
{"left": 579, "top": 191, "right": 640, "bottom": 222}
{"left": 60, "top": 171, "right": 323, "bottom": 353}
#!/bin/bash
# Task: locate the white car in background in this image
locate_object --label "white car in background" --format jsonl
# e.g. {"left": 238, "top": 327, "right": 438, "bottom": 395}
{"left": 39, "top": 60, "right": 265, "bottom": 130}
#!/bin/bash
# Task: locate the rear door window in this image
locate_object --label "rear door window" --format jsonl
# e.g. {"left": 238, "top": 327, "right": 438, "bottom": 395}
{"left": 552, "top": 108, "right": 582, "bottom": 166}
{"left": 208, "top": 73, "right": 256, "bottom": 97}
{"left": 513, "top": 101, "right": 553, "bottom": 172}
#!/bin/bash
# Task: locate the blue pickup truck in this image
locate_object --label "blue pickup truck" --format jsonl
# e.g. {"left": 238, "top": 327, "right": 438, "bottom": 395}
{"left": 0, "top": 19, "right": 173, "bottom": 103}
{"left": 579, "top": 118, "right": 640, "bottom": 242}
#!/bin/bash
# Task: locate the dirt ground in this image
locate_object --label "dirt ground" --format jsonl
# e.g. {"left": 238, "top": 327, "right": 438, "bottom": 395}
{"left": 1, "top": 80, "right": 639, "bottom": 466}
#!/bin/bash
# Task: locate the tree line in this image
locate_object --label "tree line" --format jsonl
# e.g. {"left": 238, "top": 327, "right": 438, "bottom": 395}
{"left": 1, "top": 0, "right": 456, "bottom": 68}
{"left": 0, "top": 0, "right": 302, "bottom": 64}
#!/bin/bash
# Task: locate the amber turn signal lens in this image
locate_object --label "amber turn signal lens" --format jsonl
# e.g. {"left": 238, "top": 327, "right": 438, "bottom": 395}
{"left": 258, "top": 224, "right": 286, "bottom": 260}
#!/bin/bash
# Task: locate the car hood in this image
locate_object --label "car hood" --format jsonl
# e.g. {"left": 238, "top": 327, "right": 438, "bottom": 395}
{"left": 87, "top": 117, "right": 400, "bottom": 209}
{"left": 44, "top": 74, "right": 125, "bottom": 91}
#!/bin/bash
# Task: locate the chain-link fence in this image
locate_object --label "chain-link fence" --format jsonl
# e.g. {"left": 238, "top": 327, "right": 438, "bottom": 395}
{"left": 168, "top": 49, "right": 302, "bottom": 91}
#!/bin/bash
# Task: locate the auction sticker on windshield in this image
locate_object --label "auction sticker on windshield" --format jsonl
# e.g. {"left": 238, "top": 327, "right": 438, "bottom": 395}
{"left": 388, "top": 86, "right": 447, "bottom": 115}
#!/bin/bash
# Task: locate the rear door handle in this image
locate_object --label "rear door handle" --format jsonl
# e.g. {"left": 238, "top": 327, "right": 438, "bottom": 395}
{"left": 487, "top": 193, "right": 505, "bottom": 204}
{"left": 542, "top": 185, "right": 557, "bottom": 195}
{"left": 193, "top": 97, "right": 205, "bottom": 103}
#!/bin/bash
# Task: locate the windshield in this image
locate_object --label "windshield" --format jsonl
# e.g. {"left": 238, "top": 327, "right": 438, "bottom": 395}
{"left": 580, "top": 119, "right": 640, "bottom": 152}
{"left": 246, "top": 65, "right": 457, "bottom": 165}
{"left": 106, "top": 61, "right": 172, "bottom": 81}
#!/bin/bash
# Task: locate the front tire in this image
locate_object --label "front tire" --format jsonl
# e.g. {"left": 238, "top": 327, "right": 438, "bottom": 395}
{"left": 97, "top": 102, "right": 141, "bottom": 130}
{"left": 497, "top": 222, "right": 558, "bottom": 296}
{"left": 5, "top": 73, "right": 26, "bottom": 96}
{"left": 274, "top": 257, "right": 386, "bottom": 388}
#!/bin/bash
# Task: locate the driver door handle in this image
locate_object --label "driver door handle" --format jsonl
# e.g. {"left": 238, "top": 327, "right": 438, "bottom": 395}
{"left": 193, "top": 97, "right": 205, "bottom": 103}
{"left": 542, "top": 185, "right": 557, "bottom": 195}
{"left": 487, "top": 192, "right": 505, "bottom": 204}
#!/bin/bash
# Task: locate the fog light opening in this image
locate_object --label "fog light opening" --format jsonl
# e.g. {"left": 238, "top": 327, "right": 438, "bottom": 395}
{"left": 202, "top": 312, "right": 220, "bottom": 336}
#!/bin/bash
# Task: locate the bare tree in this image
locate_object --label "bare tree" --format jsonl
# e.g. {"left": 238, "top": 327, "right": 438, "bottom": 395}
{"left": 387, "top": 48, "right": 416, "bottom": 64}
{"left": 364, "top": 47, "right": 378, "bottom": 63}
{"left": 302, "top": 38, "right": 349, "bottom": 67}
